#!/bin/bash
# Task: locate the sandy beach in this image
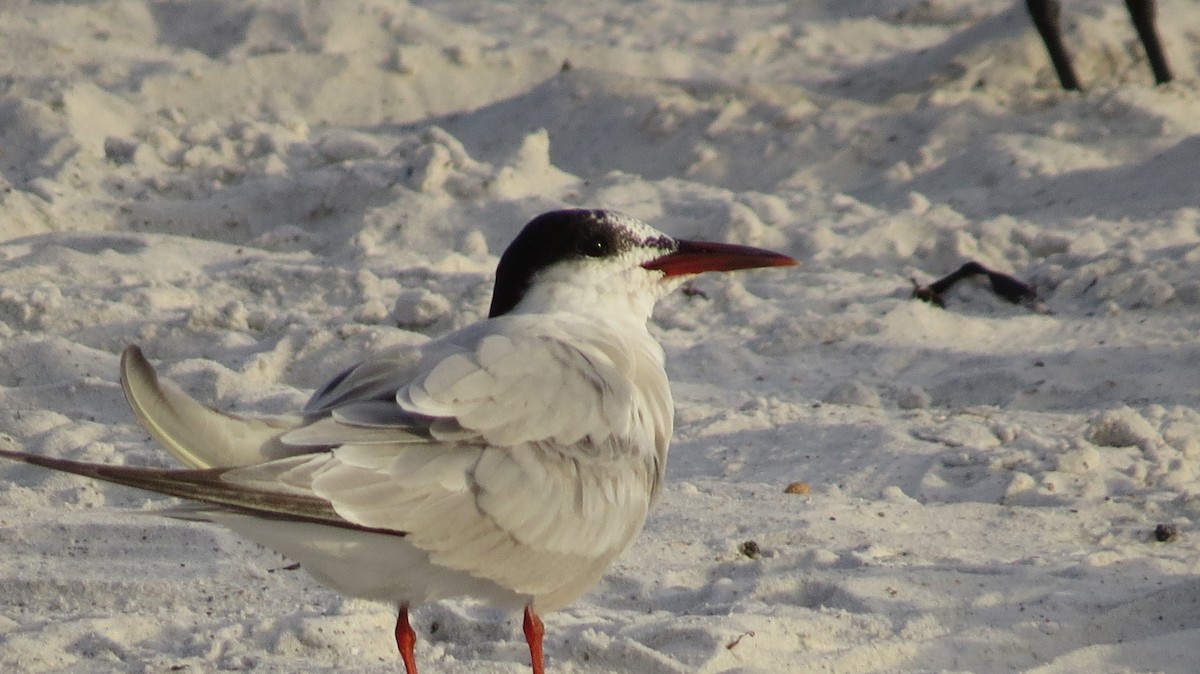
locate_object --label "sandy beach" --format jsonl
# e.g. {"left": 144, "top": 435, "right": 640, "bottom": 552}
{"left": 3, "top": 1, "right": 1200, "bottom": 671}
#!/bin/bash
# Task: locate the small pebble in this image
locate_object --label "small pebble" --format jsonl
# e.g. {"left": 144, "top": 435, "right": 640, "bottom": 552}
{"left": 784, "top": 481, "right": 811, "bottom": 495}
{"left": 1153, "top": 523, "right": 1180, "bottom": 543}
{"left": 739, "top": 540, "right": 761, "bottom": 560}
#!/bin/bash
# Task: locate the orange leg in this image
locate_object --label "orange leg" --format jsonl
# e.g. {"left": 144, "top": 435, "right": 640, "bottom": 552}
{"left": 394, "top": 604, "right": 418, "bottom": 674}
{"left": 522, "top": 605, "right": 546, "bottom": 674}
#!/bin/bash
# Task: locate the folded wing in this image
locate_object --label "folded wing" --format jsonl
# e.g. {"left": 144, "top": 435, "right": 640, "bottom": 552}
{"left": 271, "top": 316, "right": 668, "bottom": 605}
{"left": 114, "top": 320, "right": 668, "bottom": 607}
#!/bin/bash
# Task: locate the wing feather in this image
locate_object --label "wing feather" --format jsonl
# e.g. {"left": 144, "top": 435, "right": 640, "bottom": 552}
{"left": 331, "top": 401, "right": 419, "bottom": 428}
{"left": 303, "top": 343, "right": 425, "bottom": 414}
{"left": 119, "top": 346, "right": 305, "bottom": 468}
{"left": 280, "top": 418, "right": 421, "bottom": 446}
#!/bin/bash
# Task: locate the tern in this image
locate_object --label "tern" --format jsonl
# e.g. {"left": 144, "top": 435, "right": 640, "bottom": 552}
{"left": 0, "top": 209, "right": 795, "bottom": 673}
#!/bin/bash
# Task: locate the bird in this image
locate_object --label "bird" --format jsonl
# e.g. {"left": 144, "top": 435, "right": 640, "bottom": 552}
{"left": 1025, "top": 0, "right": 1172, "bottom": 90}
{"left": 0, "top": 208, "right": 796, "bottom": 673}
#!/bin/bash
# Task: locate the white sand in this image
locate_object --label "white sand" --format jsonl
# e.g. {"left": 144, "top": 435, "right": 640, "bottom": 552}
{"left": 3, "top": 0, "right": 1200, "bottom": 671}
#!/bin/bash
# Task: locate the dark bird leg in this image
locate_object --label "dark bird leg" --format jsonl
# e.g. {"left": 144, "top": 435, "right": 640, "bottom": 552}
{"left": 1026, "top": 0, "right": 1082, "bottom": 90}
{"left": 523, "top": 605, "right": 546, "bottom": 674}
{"left": 1125, "top": 0, "right": 1173, "bottom": 84}
{"left": 395, "top": 604, "right": 419, "bottom": 674}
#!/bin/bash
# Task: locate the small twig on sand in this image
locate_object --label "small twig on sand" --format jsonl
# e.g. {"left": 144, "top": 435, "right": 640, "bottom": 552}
{"left": 726, "top": 631, "right": 756, "bottom": 650}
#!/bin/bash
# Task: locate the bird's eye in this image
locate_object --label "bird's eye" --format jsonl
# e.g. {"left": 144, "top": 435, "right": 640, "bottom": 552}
{"left": 580, "top": 237, "right": 610, "bottom": 258}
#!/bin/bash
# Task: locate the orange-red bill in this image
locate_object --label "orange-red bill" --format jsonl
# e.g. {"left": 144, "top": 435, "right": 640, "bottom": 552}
{"left": 642, "top": 240, "right": 797, "bottom": 277}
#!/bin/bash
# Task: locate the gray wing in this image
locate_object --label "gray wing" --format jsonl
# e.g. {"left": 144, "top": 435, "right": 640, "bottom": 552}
{"left": 301, "top": 342, "right": 427, "bottom": 415}
{"left": 267, "top": 316, "right": 672, "bottom": 605}
{"left": 287, "top": 316, "right": 671, "bottom": 452}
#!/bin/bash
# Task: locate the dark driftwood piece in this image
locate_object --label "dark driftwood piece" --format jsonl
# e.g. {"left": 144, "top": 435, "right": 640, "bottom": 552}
{"left": 912, "top": 261, "right": 1040, "bottom": 309}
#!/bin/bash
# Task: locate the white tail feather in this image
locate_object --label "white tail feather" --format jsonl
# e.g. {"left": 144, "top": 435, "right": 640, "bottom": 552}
{"left": 120, "top": 345, "right": 305, "bottom": 468}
